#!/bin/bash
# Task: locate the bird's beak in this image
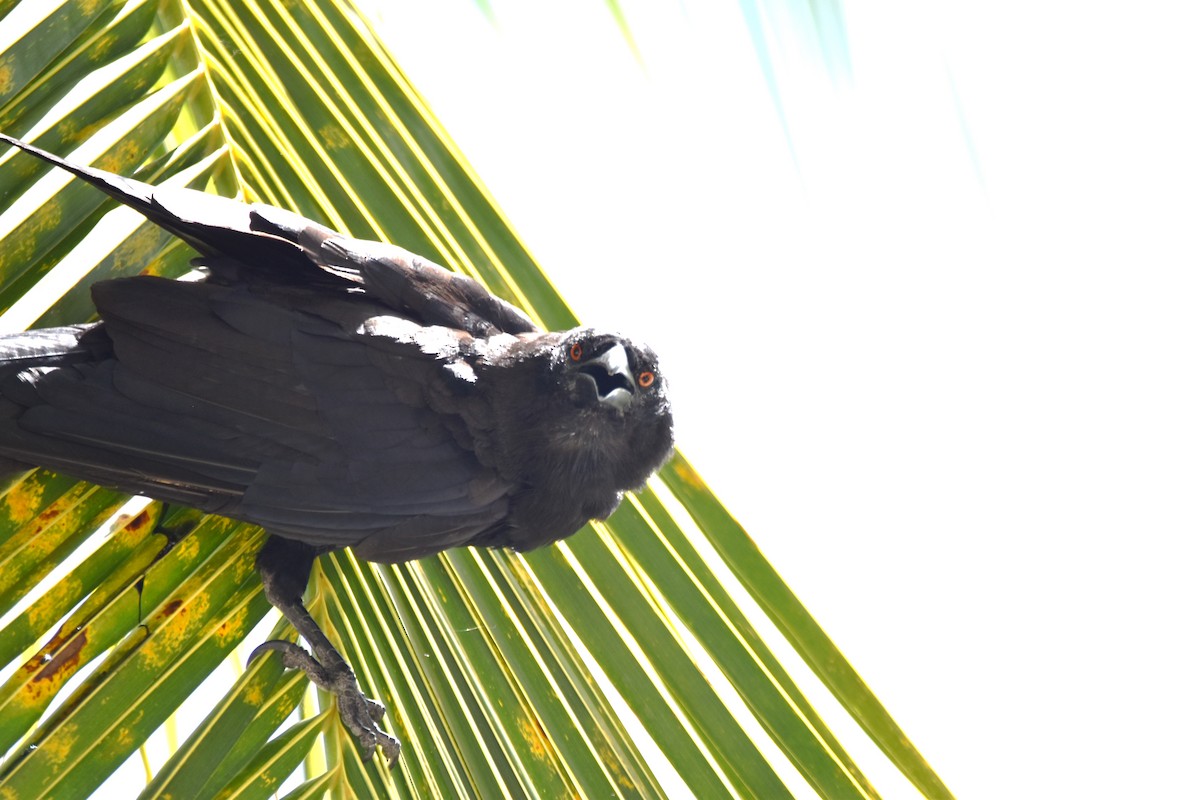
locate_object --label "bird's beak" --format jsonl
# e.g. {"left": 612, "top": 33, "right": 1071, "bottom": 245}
{"left": 579, "top": 344, "right": 635, "bottom": 412}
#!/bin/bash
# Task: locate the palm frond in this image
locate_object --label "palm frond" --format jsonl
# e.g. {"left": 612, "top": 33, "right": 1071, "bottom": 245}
{"left": 0, "top": 1, "right": 952, "bottom": 797}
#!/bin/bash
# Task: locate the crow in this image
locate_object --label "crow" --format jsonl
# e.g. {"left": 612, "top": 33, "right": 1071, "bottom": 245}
{"left": 0, "top": 133, "right": 674, "bottom": 763}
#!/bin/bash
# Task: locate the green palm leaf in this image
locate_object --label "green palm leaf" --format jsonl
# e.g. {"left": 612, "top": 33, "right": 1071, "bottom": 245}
{"left": 0, "top": 1, "right": 952, "bottom": 797}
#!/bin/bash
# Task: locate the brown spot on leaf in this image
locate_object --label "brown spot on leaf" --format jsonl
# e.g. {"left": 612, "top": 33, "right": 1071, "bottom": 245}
{"left": 126, "top": 505, "right": 157, "bottom": 532}
{"left": 517, "top": 715, "right": 552, "bottom": 762}
{"left": 22, "top": 631, "right": 89, "bottom": 703}
{"left": 33, "top": 631, "right": 86, "bottom": 682}
{"left": 215, "top": 605, "right": 249, "bottom": 646}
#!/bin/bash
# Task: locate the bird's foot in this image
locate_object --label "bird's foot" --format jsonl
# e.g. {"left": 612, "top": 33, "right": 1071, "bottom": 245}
{"left": 250, "top": 640, "right": 401, "bottom": 765}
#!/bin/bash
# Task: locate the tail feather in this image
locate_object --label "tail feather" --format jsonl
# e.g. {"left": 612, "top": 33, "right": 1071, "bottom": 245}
{"left": 0, "top": 133, "right": 312, "bottom": 274}
{"left": 0, "top": 323, "right": 110, "bottom": 413}
{"left": 0, "top": 324, "right": 109, "bottom": 377}
{"left": 0, "top": 134, "right": 539, "bottom": 336}
{"left": 0, "top": 322, "right": 109, "bottom": 473}
{"left": 0, "top": 133, "right": 159, "bottom": 218}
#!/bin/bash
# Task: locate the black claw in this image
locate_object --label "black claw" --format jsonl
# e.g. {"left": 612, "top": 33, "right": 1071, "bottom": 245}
{"left": 249, "top": 639, "right": 302, "bottom": 662}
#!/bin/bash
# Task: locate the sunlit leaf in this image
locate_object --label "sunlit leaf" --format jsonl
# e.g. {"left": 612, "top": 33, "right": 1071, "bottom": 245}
{"left": 0, "top": 1, "right": 952, "bottom": 797}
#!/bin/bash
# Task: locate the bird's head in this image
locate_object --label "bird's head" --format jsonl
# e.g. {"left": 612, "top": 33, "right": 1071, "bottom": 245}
{"left": 557, "top": 329, "right": 665, "bottom": 409}
{"left": 475, "top": 326, "right": 674, "bottom": 499}
{"left": 552, "top": 327, "right": 674, "bottom": 484}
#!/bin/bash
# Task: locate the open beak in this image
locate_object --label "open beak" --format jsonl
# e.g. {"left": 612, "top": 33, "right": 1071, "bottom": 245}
{"left": 578, "top": 344, "right": 635, "bottom": 412}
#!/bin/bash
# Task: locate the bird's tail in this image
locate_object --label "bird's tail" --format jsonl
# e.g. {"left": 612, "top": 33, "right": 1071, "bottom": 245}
{"left": 0, "top": 133, "right": 250, "bottom": 262}
{"left": 0, "top": 323, "right": 109, "bottom": 473}
{"left": 0, "top": 324, "right": 109, "bottom": 377}
{"left": 0, "top": 133, "right": 321, "bottom": 279}
{"left": 0, "top": 133, "right": 161, "bottom": 216}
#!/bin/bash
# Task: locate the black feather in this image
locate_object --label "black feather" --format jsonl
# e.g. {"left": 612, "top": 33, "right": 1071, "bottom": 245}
{"left": 0, "top": 133, "right": 674, "bottom": 761}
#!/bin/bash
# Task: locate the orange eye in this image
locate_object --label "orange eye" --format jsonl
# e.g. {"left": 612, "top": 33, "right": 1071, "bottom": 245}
{"left": 638, "top": 371, "right": 655, "bottom": 387}
{"left": 569, "top": 342, "right": 583, "bottom": 361}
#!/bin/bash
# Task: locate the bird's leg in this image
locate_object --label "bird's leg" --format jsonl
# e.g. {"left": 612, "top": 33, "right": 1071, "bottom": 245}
{"left": 251, "top": 536, "right": 401, "bottom": 765}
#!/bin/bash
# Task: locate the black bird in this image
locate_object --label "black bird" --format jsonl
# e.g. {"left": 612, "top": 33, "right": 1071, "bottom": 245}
{"left": 0, "top": 133, "right": 674, "bottom": 763}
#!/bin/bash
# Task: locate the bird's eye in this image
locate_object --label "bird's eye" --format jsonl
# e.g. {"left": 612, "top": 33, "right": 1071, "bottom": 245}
{"left": 569, "top": 342, "right": 583, "bottom": 361}
{"left": 638, "top": 371, "right": 655, "bottom": 388}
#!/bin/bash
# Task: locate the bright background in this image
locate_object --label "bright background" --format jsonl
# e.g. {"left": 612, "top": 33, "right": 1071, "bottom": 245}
{"left": 357, "top": 2, "right": 1200, "bottom": 798}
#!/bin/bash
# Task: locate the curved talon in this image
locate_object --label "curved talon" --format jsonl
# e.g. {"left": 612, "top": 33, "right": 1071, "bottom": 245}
{"left": 249, "top": 639, "right": 307, "bottom": 663}
{"left": 247, "top": 641, "right": 277, "bottom": 663}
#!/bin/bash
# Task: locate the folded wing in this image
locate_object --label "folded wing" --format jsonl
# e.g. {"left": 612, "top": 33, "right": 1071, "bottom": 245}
{"left": 0, "top": 275, "right": 514, "bottom": 562}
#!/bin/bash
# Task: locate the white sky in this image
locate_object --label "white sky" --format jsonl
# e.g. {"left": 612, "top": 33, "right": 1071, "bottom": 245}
{"left": 359, "top": 1, "right": 1200, "bottom": 798}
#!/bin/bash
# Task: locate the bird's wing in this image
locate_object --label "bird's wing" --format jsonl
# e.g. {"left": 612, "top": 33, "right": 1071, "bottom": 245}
{"left": 0, "top": 134, "right": 538, "bottom": 337}
{"left": 248, "top": 206, "right": 538, "bottom": 337}
{"left": 0, "top": 275, "right": 513, "bottom": 561}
